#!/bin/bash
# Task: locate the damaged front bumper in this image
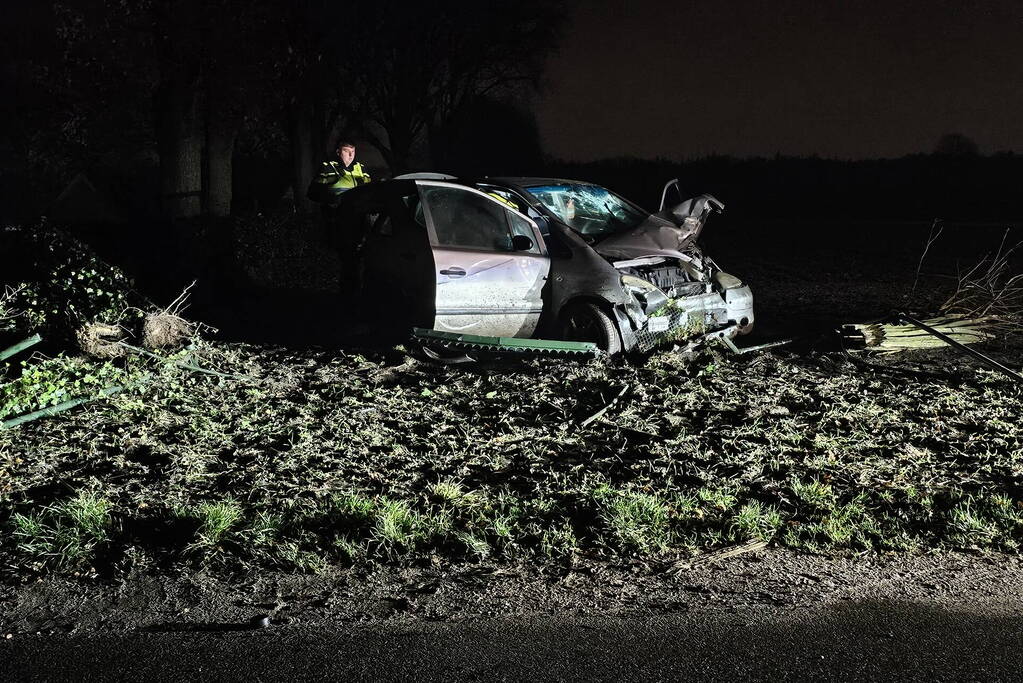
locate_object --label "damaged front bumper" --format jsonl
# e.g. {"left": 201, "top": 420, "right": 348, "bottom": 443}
{"left": 620, "top": 270, "right": 755, "bottom": 353}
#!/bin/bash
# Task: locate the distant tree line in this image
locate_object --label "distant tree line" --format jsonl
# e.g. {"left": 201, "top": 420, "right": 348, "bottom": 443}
{"left": 6, "top": 5, "right": 1022, "bottom": 226}
{"left": 550, "top": 146, "right": 1023, "bottom": 223}
{"left": 3, "top": 0, "right": 564, "bottom": 221}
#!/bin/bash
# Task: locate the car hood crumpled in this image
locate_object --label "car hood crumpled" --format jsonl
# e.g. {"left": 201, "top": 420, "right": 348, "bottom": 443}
{"left": 591, "top": 214, "right": 700, "bottom": 261}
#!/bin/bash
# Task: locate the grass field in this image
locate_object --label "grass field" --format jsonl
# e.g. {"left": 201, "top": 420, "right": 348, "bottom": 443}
{"left": 1, "top": 220, "right": 1020, "bottom": 579}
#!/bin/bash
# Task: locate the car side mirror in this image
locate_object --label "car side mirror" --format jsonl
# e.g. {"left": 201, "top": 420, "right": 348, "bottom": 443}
{"left": 511, "top": 234, "right": 534, "bottom": 251}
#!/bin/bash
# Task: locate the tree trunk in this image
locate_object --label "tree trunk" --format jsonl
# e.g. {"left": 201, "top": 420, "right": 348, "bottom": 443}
{"left": 290, "top": 97, "right": 315, "bottom": 214}
{"left": 313, "top": 92, "right": 329, "bottom": 160}
{"left": 386, "top": 127, "right": 414, "bottom": 176}
{"left": 428, "top": 121, "right": 452, "bottom": 171}
{"left": 157, "top": 71, "right": 203, "bottom": 219}
{"left": 205, "top": 116, "right": 237, "bottom": 217}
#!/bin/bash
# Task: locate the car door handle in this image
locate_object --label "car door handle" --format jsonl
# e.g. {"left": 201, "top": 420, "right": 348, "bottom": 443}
{"left": 439, "top": 267, "right": 466, "bottom": 278}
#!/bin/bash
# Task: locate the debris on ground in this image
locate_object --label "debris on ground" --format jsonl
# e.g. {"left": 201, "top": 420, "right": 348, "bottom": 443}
{"left": 76, "top": 322, "right": 126, "bottom": 358}
{"left": 666, "top": 538, "right": 770, "bottom": 575}
{"left": 939, "top": 230, "right": 1022, "bottom": 319}
{"left": 142, "top": 282, "right": 199, "bottom": 350}
{"left": 842, "top": 316, "right": 997, "bottom": 352}
{"left": 1, "top": 219, "right": 1022, "bottom": 582}
{"left": 578, "top": 384, "right": 630, "bottom": 428}
{"left": 1, "top": 377, "right": 137, "bottom": 430}
{"left": 1, "top": 229, "right": 213, "bottom": 431}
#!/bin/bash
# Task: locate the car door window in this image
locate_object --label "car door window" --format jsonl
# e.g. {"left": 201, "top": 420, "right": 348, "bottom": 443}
{"left": 422, "top": 185, "right": 515, "bottom": 251}
{"left": 402, "top": 193, "right": 428, "bottom": 229}
{"left": 508, "top": 211, "right": 541, "bottom": 253}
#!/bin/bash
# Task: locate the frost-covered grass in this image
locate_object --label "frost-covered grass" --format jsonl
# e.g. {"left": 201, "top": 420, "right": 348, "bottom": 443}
{"left": 1, "top": 333, "right": 1021, "bottom": 579}
{"left": 2, "top": 219, "right": 1021, "bottom": 579}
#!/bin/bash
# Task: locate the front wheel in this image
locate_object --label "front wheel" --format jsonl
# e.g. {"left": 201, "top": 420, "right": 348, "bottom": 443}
{"left": 559, "top": 302, "right": 622, "bottom": 355}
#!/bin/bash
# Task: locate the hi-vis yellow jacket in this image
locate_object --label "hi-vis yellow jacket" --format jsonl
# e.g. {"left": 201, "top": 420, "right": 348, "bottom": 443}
{"left": 308, "top": 161, "right": 371, "bottom": 205}
{"left": 314, "top": 160, "right": 370, "bottom": 190}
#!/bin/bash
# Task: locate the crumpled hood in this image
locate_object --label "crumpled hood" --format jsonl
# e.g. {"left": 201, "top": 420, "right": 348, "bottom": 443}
{"left": 592, "top": 214, "right": 699, "bottom": 261}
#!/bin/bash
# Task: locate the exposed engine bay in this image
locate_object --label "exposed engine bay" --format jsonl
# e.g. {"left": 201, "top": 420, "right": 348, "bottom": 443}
{"left": 587, "top": 191, "right": 754, "bottom": 349}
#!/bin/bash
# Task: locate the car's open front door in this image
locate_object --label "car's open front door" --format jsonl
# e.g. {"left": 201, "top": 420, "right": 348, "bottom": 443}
{"left": 418, "top": 181, "right": 549, "bottom": 338}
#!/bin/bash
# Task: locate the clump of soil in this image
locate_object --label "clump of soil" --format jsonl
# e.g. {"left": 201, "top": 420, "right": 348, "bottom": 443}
{"left": 75, "top": 322, "right": 125, "bottom": 358}
{"left": 142, "top": 312, "right": 194, "bottom": 350}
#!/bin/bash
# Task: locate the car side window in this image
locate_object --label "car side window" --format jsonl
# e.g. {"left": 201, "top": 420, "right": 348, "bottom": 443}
{"left": 526, "top": 206, "right": 551, "bottom": 236}
{"left": 402, "top": 194, "right": 428, "bottom": 229}
{"left": 421, "top": 185, "right": 515, "bottom": 251}
{"left": 508, "top": 211, "right": 541, "bottom": 253}
{"left": 371, "top": 213, "right": 392, "bottom": 235}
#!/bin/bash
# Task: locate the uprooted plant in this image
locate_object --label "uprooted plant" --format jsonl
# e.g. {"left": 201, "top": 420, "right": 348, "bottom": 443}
{"left": 941, "top": 229, "right": 1023, "bottom": 322}
{"left": 848, "top": 227, "right": 1023, "bottom": 354}
{"left": 4, "top": 224, "right": 146, "bottom": 342}
{"left": 76, "top": 322, "right": 127, "bottom": 359}
{"left": 142, "top": 281, "right": 201, "bottom": 350}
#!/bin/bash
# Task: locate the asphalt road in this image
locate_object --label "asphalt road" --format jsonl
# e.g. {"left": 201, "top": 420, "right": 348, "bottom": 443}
{"left": 3, "top": 599, "right": 1022, "bottom": 681}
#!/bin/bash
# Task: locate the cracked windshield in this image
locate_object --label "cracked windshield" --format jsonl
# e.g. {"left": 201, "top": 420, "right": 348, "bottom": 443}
{"left": 526, "top": 184, "right": 647, "bottom": 236}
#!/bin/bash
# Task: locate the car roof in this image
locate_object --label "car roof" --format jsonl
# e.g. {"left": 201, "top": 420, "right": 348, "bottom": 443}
{"left": 392, "top": 172, "right": 458, "bottom": 181}
{"left": 482, "top": 177, "right": 598, "bottom": 190}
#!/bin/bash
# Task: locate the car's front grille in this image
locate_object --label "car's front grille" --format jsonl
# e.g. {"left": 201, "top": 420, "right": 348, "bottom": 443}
{"left": 634, "top": 295, "right": 731, "bottom": 353}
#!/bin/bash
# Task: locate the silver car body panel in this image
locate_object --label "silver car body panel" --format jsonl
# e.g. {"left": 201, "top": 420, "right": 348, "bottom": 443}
{"left": 418, "top": 181, "right": 550, "bottom": 338}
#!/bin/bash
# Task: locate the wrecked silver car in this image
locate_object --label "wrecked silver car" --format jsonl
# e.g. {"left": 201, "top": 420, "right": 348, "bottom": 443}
{"left": 337, "top": 175, "right": 753, "bottom": 354}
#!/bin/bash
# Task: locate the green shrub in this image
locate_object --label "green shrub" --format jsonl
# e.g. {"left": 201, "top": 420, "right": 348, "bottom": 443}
{"left": 5, "top": 224, "right": 141, "bottom": 337}
{"left": 1, "top": 355, "right": 126, "bottom": 421}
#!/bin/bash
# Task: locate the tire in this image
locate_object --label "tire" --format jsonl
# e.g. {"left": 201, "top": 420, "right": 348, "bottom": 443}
{"left": 559, "top": 302, "right": 623, "bottom": 355}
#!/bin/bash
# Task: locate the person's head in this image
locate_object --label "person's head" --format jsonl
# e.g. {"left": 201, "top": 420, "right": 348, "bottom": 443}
{"left": 337, "top": 141, "right": 356, "bottom": 166}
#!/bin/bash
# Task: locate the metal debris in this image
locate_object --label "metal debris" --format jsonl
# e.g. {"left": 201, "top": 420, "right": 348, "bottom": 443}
{"left": 579, "top": 385, "right": 630, "bottom": 428}
{"left": 412, "top": 328, "right": 602, "bottom": 358}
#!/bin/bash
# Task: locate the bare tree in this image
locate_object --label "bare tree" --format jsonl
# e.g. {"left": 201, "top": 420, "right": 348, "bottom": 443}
{"left": 934, "top": 133, "right": 980, "bottom": 157}
{"left": 336, "top": 1, "right": 565, "bottom": 173}
{"left": 38, "top": 0, "right": 297, "bottom": 219}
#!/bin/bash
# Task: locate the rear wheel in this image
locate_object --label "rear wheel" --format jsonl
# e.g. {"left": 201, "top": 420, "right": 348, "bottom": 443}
{"left": 559, "top": 302, "right": 622, "bottom": 355}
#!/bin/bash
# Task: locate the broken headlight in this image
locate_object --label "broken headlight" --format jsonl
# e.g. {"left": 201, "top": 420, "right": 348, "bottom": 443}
{"left": 621, "top": 274, "right": 670, "bottom": 314}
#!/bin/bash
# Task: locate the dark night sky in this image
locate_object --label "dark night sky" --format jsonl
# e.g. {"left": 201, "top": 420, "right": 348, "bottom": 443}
{"left": 534, "top": 0, "right": 1023, "bottom": 161}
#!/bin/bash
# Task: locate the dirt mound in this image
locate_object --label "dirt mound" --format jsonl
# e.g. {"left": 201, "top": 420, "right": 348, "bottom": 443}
{"left": 75, "top": 322, "right": 125, "bottom": 358}
{"left": 142, "top": 312, "right": 194, "bottom": 350}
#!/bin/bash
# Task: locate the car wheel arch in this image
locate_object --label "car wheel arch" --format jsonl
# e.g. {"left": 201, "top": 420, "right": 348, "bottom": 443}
{"left": 556, "top": 296, "right": 626, "bottom": 355}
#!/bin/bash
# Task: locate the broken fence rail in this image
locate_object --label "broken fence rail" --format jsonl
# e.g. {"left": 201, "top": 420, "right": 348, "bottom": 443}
{"left": 0, "top": 375, "right": 150, "bottom": 430}
{"left": 0, "top": 333, "right": 42, "bottom": 362}
{"left": 896, "top": 313, "right": 1023, "bottom": 385}
{"left": 412, "top": 328, "right": 601, "bottom": 357}
{"left": 1, "top": 343, "right": 255, "bottom": 430}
